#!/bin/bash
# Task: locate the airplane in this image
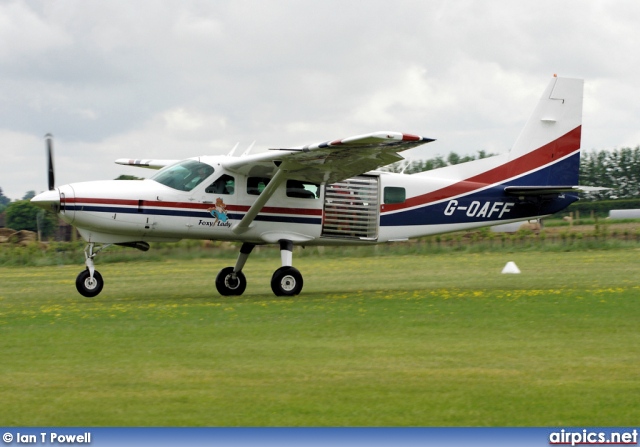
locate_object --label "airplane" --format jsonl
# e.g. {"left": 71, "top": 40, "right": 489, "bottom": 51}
{"left": 32, "top": 75, "right": 602, "bottom": 298}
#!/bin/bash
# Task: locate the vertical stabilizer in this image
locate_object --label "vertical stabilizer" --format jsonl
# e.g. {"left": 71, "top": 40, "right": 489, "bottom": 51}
{"left": 507, "top": 76, "right": 583, "bottom": 186}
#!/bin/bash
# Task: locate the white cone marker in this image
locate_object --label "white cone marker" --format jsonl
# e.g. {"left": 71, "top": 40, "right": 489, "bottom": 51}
{"left": 501, "top": 261, "right": 521, "bottom": 274}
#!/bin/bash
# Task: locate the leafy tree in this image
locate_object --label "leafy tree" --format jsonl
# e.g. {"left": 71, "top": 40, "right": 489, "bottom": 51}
{"left": 0, "top": 186, "right": 10, "bottom": 212}
{"left": 5, "top": 200, "right": 57, "bottom": 239}
{"left": 22, "top": 190, "right": 36, "bottom": 200}
{"left": 580, "top": 146, "right": 640, "bottom": 201}
{"left": 447, "top": 152, "right": 461, "bottom": 166}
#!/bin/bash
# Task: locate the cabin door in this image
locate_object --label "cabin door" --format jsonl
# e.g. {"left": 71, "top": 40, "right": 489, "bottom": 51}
{"left": 321, "top": 175, "right": 379, "bottom": 240}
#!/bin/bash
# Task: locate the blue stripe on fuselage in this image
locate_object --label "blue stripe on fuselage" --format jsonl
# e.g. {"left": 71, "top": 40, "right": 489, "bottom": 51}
{"left": 381, "top": 189, "right": 578, "bottom": 226}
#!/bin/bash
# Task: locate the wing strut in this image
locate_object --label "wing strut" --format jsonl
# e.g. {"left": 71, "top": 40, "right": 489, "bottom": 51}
{"left": 232, "top": 166, "right": 287, "bottom": 234}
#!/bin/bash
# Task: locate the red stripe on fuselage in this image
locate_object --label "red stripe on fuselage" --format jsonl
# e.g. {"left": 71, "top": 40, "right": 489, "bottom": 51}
{"left": 68, "top": 197, "right": 138, "bottom": 206}
{"left": 259, "top": 206, "right": 322, "bottom": 216}
{"left": 382, "top": 126, "right": 581, "bottom": 213}
{"left": 68, "top": 197, "right": 322, "bottom": 216}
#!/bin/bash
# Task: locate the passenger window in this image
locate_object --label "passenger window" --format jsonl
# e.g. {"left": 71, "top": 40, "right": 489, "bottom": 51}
{"left": 384, "top": 187, "right": 405, "bottom": 204}
{"left": 205, "top": 174, "right": 235, "bottom": 194}
{"left": 247, "top": 177, "right": 271, "bottom": 195}
{"left": 286, "top": 180, "right": 319, "bottom": 199}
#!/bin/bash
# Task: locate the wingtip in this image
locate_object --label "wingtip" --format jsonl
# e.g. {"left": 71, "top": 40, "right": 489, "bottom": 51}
{"left": 400, "top": 134, "right": 435, "bottom": 143}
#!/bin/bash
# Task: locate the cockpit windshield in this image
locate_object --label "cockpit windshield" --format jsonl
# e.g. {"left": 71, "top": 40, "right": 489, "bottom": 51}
{"left": 150, "top": 160, "right": 215, "bottom": 192}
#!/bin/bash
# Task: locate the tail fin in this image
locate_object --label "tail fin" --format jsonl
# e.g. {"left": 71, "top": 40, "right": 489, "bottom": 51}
{"left": 507, "top": 76, "right": 583, "bottom": 186}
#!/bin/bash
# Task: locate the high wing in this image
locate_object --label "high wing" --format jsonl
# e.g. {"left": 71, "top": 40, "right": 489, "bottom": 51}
{"left": 222, "top": 131, "right": 435, "bottom": 184}
{"left": 222, "top": 131, "right": 435, "bottom": 233}
{"left": 115, "top": 159, "right": 179, "bottom": 170}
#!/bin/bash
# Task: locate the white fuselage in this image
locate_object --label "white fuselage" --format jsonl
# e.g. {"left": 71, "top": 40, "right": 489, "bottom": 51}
{"left": 53, "top": 154, "right": 574, "bottom": 247}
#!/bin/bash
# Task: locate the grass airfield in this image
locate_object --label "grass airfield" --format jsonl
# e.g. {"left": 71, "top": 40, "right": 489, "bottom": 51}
{"left": 1, "top": 249, "right": 639, "bottom": 426}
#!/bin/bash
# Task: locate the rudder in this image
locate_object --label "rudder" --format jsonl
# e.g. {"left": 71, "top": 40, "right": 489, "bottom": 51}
{"left": 507, "top": 76, "right": 583, "bottom": 186}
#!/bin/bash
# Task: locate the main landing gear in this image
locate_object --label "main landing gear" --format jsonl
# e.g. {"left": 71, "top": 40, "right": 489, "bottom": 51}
{"left": 215, "top": 240, "right": 304, "bottom": 297}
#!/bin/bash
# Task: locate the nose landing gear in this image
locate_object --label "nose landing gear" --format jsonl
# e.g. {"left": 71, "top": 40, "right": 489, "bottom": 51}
{"left": 75, "top": 243, "right": 108, "bottom": 298}
{"left": 76, "top": 269, "right": 104, "bottom": 297}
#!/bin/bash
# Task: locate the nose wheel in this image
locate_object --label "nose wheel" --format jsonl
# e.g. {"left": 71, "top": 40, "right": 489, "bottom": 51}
{"left": 75, "top": 243, "right": 109, "bottom": 298}
{"left": 76, "top": 269, "right": 104, "bottom": 298}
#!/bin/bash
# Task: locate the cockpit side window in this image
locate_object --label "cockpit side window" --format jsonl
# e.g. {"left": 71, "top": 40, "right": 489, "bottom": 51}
{"left": 205, "top": 174, "right": 235, "bottom": 194}
{"left": 247, "top": 177, "right": 271, "bottom": 195}
{"left": 150, "top": 160, "right": 215, "bottom": 192}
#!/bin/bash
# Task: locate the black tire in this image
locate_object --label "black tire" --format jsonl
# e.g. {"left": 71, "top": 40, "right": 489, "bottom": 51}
{"left": 271, "top": 266, "right": 303, "bottom": 296}
{"left": 215, "top": 267, "right": 247, "bottom": 296}
{"left": 76, "top": 269, "right": 104, "bottom": 298}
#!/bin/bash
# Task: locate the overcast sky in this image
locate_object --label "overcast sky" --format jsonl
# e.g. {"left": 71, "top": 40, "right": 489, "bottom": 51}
{"left": 1, "top": 0, "right": 639, "bottom": 200}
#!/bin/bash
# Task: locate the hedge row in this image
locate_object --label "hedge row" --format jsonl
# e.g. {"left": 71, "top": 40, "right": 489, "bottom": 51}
{"left": 563, "top": 198, "right": 640, "bottom": 217}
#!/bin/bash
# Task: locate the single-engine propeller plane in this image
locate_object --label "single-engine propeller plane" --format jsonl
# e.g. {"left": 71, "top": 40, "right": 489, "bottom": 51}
{"left": 32, "top": 76, "right": 601, "bottom": 297}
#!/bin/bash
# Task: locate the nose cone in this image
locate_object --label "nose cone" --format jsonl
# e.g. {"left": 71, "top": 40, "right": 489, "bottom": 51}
{"left": 31, "top": 189, "right": 61, "bottom": 212}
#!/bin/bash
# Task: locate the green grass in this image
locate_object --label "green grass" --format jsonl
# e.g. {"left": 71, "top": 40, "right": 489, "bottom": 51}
{"left": 1, "top": 249, "right": 640, "bottom": 426}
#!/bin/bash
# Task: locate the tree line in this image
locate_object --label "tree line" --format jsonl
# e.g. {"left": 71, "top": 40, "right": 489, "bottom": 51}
{"left": 384, "top": 150, "right": 497, "bottom": 174}
{"left": 579, "top": 147, "right": 640, "bottom": 200}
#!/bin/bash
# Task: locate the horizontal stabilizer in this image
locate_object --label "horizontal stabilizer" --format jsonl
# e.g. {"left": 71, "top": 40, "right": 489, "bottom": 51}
{"left": 115, "top": 159, "right": 178, "bottom": 170}
{"left": 504, "top": 185, "right": 609, "bottom": 196}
